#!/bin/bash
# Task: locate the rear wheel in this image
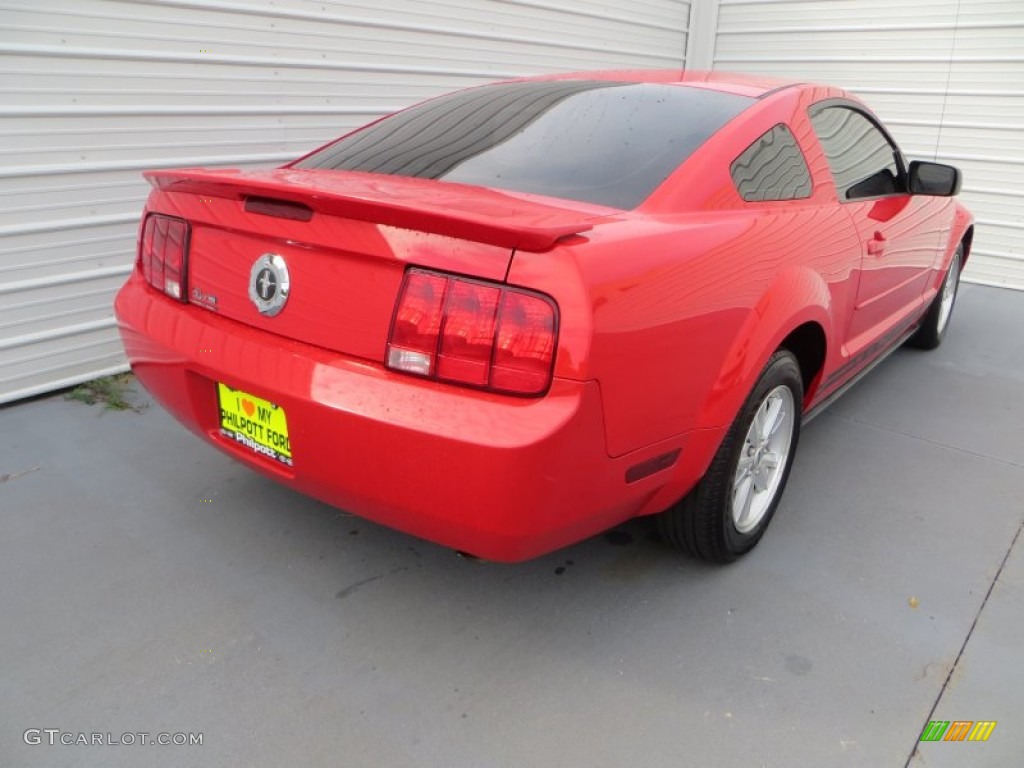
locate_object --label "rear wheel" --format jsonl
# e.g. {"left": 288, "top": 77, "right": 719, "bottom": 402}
{"left": 908, "top": 244, "right": 962, "bottom": 350}
{"left": 658, "top": 350, "right": 803, "bottom": 562}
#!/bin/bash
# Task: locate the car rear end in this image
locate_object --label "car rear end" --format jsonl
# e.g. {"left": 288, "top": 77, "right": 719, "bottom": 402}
{"left": 115, "top": 76, "right": 760, "bottom": 560}
{"left": 114, "top": 169, "right": 645, "bottom": 560}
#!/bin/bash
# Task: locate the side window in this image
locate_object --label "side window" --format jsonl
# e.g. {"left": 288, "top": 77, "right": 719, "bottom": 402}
{"left": 730, "top": 124, "right": 813, "bottom": 202}
{"left": 809, "top": 106, "right": 903, "bottom": 200}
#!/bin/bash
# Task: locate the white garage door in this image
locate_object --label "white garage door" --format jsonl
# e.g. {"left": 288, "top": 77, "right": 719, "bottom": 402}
{"left": 0, "top": 0, "right": 692, "bottom": 404}
{"left": 709, "top": 0, "right": 1024, "bottom": 290}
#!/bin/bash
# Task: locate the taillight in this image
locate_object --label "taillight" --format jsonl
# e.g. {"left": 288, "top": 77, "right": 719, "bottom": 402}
{"left": 386, "top": 268, "right": 558, "bottom": 396}
{"left": 139, "top": 214, "right": 189, "bottom": 302}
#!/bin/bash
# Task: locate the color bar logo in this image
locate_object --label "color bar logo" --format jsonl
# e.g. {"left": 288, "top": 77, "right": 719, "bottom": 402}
{"left": 920, "top": 720, "right": 997, "bottom": 742}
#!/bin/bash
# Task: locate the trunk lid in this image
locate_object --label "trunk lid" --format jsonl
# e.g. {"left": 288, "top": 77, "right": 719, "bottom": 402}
{"left": 145, "top": 167, "right": 609, "bottom": 363}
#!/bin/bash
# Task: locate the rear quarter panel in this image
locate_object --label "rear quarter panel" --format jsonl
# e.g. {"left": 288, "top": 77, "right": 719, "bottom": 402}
{"left": 512, "top": 86, "right": 863, "bottom": 462}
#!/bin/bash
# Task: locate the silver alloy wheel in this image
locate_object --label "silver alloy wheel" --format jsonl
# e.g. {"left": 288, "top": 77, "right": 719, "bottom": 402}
{"left": 732, "top": 385, "right": 796, "bottom": 534}
{"left": 936, "top": 251, "right": 961, "bottom": 335}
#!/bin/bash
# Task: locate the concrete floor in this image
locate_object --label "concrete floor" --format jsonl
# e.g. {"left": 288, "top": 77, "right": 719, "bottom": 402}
{"left": 2, "top": 283, "right": 1022, "bottom": 768}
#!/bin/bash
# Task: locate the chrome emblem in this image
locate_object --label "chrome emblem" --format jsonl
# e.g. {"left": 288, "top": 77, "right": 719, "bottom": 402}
{"left": 248, "top": 253, "right": 290, "bottom": 317}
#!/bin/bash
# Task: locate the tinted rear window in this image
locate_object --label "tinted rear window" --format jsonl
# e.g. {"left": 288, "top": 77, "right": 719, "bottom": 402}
{"left": 296, "top": 81, "right": 754, "bottom": 209}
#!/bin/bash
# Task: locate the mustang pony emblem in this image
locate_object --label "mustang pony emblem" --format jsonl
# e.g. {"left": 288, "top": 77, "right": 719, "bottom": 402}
{"left": 248, "top": 253, "right": 290, "bottom": 316}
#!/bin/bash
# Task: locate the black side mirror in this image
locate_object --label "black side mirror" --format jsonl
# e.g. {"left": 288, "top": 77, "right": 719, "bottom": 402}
{"left": 909, "top": 161, "right": 962, "bottom": 196}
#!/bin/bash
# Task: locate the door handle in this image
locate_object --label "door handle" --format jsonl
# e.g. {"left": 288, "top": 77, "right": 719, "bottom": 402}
{"left": 867, "top": 231, "right": 886, "bottom": 256}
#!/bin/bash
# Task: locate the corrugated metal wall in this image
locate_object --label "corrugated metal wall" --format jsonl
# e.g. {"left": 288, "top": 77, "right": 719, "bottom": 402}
{"left": 0, "top": 0, "right": 692, "bottom": 403}
{"left": 710, "top": 0, "right": 1024, "bottom": 290}
{"left": 5, "top": 0, "right": 1021, "bottom": 404}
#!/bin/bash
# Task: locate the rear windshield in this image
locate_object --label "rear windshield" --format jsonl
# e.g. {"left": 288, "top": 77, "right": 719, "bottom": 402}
{"left": 295, "top": 80, "right": 754, "bottom": 209}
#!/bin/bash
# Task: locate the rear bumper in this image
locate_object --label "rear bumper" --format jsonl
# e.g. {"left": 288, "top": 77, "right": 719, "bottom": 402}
{"left": 114, "top": 274, "right": 688, "bottom": 561}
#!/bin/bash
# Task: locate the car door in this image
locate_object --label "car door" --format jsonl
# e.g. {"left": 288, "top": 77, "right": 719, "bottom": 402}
{"left": 809, "top": 103, "right": 947, "bottom": 351}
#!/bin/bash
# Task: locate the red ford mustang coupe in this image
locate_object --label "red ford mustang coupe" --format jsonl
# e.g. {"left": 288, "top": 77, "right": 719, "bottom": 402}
{"left": 115, "top": 70, "right": 972, "bottom": 562}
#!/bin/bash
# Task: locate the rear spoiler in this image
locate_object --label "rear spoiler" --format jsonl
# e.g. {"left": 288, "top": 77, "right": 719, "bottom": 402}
{"left": 145, "top": 168, "right": 604, "bottom": 252}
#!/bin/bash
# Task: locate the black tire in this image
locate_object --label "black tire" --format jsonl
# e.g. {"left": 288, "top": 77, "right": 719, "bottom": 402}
{"left": 908, "top": 244, "right": 963, "bottom": 350}
{"left": 658, "top": 350, "right": 803, "bottom": 563}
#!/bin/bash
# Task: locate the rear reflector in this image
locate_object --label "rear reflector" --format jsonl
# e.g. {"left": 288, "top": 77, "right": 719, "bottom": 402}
{"left": 625, "top": 449, "right": 681, "bottom": 483}
{"left": 140, "top": 214, "right": 189, "bottom": 302}
{"left": 386, "top": 268, "right": 558, "bottom": 396}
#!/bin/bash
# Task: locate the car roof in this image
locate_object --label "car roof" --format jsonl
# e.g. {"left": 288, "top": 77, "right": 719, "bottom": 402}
{"left": 516, "top": 69, "right": 805, "bottom": 100}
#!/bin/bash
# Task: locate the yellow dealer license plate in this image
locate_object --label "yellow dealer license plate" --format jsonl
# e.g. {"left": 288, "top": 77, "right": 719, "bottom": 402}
{"left": 217, "top": 383, "right": 293, "bottom": 466}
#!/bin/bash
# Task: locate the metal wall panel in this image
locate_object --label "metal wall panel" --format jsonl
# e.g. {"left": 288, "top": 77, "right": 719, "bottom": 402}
{"left": 714, "top": 0, "right": 1024, "bottom": 290}
{"left": 0, "top": 0, "right": 691, "bottom": 403}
